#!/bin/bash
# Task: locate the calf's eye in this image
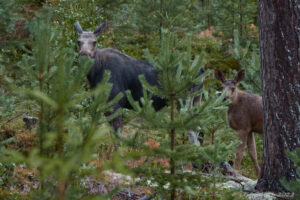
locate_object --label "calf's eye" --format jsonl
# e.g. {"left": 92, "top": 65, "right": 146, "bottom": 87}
{"left": 231, "top": 88, "right": 235, "bottom": 92}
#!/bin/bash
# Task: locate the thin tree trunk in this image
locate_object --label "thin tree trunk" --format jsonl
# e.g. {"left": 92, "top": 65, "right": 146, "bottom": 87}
{"left": 38, "top": 75, "right": 44, "bottom": 155}
{"left": 207, "top": 0, "right": 211, "bottom": 28}
{"left": 239, "top": 0, "right": 243, "bottom": 36}
{"left": 58, "top": 180, "right": 66, "bottom": 200}
{"left": 159, "top": 0, "right": 163, "bottom": 38}
{"left": 170, "top": 97, "right": 176, "bottom": 200}
{"left": 211, "top": 130, "right": 215, "bottom": 145}
{"left": 256, "top": 0, "right": 300, "bottom": 192}
{"left": 233, "top": 2, "right": 235, "bottom": 34}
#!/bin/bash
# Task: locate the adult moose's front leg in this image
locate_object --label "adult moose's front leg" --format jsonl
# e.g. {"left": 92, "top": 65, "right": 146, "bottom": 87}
{"left": 109, "top": 114, "right": 123, "bottom": 137}
{"left": 108, "top": 103, "right": 124, "bottom": 137}
{"left": 235, "top": 129, "right": 249, "bottom": 170}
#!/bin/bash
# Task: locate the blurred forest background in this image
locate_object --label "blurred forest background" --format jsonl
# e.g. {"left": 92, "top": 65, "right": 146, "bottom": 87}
{"left": 0, "top": 0, "right": 285, "bottom": 199}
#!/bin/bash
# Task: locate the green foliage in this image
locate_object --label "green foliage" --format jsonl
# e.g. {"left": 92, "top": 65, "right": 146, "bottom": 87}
{"left": 242, "top": 45, "right": 261, "bottom": 94}
{"left": 94, "top": 0, "right": 127, "bottom": 21}
{"left": 0, "top": 0, "right": 19, "bottom": 34}
{"left": 0, "top": 0, "right": 21, "bottom": 84}
{"left": 49, "top": 0, "right": 153, "bottom": 61}
{"left": 0, "top": 163, "right": 16, "bottom": 188}
{"left": 0, "top": 0, "right": 264, "bottom": 199}
{"left": 50, "top": 0, "right": 104, "bottom": 51}
{"left": 130, "top": 0, "right": 202, "bottom": 34}
{"left": 281, "top": 147, "right": 300, "bottom": 199}
{"left": 50, "top": 0, "right": 126, "bottom": 47}
{"left": 229, "top": 29, "right": 261, "bottom": 94}
{"left": 210, "top": 0, "right": 258, "bottom": 43}
{"left": 1, "top": 9, "right": 124, "bottom": 199}
{"left": 125, "top": 30, "right": 236, "bottom": 199}
{"left": 19, "top": 0, "right": 45, "bottom": 6}
{"left": 0, "top": 90, "right": 16, "bottom": 124}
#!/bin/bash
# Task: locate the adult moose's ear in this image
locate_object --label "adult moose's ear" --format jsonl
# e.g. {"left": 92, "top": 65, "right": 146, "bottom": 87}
{"left": 214, "top": 69, "right": 225, "bottom": 83}
{"left": 93, "top": 21, "right": 108, "bottom": 36}
{"left": 75, "top": 21, "right": 83, "bottom": 34}
{"left": 234, "top": 70, "right": 245, "bottom": 84}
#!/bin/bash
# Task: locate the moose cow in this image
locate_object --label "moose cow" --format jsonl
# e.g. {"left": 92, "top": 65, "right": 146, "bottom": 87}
{"left": 75, "top": 21, "right": 204, "bottom": 137}
{"left": 215, "top": 69, "right": 262, "bottom": 176}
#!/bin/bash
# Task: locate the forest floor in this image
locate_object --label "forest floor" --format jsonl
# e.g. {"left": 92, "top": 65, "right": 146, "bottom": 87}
{"left": 1, "top": 116, "right": 291, "bottom": 199}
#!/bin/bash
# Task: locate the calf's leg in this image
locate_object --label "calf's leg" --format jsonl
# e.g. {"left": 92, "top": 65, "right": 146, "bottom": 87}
{"left": 247, "top": 132, "right": 260, "bottom": 176}
{"left": 235, "top": 129, "right": 249, "bottom": 170}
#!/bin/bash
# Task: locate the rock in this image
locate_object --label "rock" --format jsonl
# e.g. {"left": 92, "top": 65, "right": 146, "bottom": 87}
{"left": 81, "top": 177, "right": 108, "bottom": 195}
{"left": 23, "top": 116, "right": 38, "bottom": 130}
{"left": 218, "top": 180, "right": 242, "bottom": 190}
{"left": 247, "top": 192, "right": 277, "bottom": 200}
{"left": 242, "top": 179, "right": 257, "bottom": 192}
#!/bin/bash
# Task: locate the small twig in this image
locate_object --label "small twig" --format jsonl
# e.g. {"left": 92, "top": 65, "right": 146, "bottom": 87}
{"left": 138, "top": 195, "right": 151, "bottom": 200}
{"left": 220, "top": 175, "right": 244, "bottom": 183}
{"left": 115, "top": 188, "right": 152, "bottom": 200}
{"left": 5, "top": 112, "right": 27, "bottom": 124}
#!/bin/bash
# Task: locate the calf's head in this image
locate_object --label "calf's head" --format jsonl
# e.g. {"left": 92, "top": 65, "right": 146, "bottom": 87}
{"left": 214, "top": 69, "right": 245, "bottom": 102}
{"left": 75, "top": 21, "right": 107, "bottom": 58}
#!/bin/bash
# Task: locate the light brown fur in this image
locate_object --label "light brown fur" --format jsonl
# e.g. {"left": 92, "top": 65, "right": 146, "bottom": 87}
{"left": 215, "top": 70, "right": 262, "bottom": 176}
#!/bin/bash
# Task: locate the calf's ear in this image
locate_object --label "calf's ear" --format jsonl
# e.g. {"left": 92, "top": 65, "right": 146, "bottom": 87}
{"left": 94, "top": 21, "right": 108, "bottom": 36}
{"left": 75, "top": 21, "right": 83, "bottom": 34}
{"left": 234, "top": 70, "right": 245, "bottom": 84}
{"left": 214, "top": 69, "right": 225, "bottom": 83}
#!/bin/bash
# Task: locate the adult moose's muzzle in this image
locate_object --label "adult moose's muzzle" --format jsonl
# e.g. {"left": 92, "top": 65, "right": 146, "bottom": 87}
{"left": 79, "top": 51, "right": 93, "bottom": 58}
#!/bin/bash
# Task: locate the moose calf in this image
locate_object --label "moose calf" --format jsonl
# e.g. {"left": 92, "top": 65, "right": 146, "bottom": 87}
{"left": 215, "top": 69, "right": 262, "bottom": 176}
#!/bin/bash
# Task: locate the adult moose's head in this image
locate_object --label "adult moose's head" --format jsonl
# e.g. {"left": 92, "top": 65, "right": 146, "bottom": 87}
{"left": 75, "top": 21, "right": 107, "bottom": 58}
{"left": 214, "top": 69, "right": 245, "bottom": 103}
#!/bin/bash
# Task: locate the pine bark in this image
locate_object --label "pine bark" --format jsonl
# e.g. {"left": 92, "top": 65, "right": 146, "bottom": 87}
{"left": 256, "top": 0, "right": 300, "bottom": 192}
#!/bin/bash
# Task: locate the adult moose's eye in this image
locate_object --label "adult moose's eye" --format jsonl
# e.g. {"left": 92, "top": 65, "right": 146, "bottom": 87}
{"left": 93, "top": 41, "right": 97, "bottom": 46}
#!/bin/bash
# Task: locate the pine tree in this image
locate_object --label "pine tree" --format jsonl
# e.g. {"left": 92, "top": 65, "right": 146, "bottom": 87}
{"left": 0, "top": 0, "right": 19, "bottom": 115}
{"left": 229, "top": 29, "right": 261, "bottom": 94}
{"left": 125, "top": 29, "right": 235, "bottom": 199}
{"left": 130, "top": 0, "right": 202, "bottom": 35}
{"left": 1, "top": 9, "right": 124, "bottom": 199}
{"left": 0, "top": 0, "right": 19, "bottom": 35}
{"left": 0, "top": 90, "right": 16, "bottom": 125}
{"left": 210, "top": 0, "right": 258, "bottom": 43}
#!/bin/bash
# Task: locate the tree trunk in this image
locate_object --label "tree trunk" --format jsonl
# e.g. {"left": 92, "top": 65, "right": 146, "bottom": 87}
{"left": 239, "top": 0, "right": 243, "bottom": 37}
{"left": 207, "top": 0, "right": 211, "bottom": 28}
{"left": 256, "top": 0, "right": 300, "bottom": 192}
{"left": 159, "top": 0, "right": 163, "bottom": 38}
{"left": 170, "top": 97, "right": 176, "bottom": 200}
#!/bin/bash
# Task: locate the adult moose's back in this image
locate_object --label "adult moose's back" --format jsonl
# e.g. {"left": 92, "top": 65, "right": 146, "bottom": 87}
{"left": 75, "top": 21, "right": 204, "bottom": 137}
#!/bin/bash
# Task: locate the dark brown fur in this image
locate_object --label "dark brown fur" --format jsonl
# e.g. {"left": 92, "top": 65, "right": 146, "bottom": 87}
{"left": 75, "top": 21, "right": 205, "bottom": 140}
